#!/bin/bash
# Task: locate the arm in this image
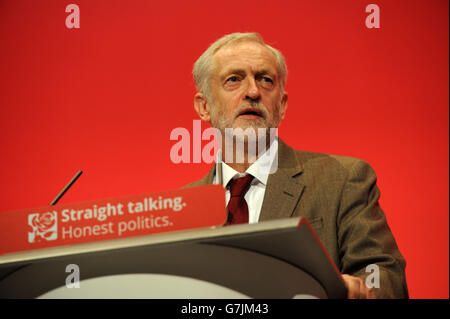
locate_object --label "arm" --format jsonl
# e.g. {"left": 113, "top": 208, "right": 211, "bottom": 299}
{"left": 337, "top": 159, "right": 408, "bottom": 298}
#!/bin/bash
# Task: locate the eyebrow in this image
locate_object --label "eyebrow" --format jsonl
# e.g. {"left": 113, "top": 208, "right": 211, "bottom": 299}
{"left": 255, "top": 70, "right": 275, "bottom": 78}
{"left": 220, "top": 69, "right": 276, "bottom": 80}
{"left": 220, "top": 69, "right": 245, "bottom": 80}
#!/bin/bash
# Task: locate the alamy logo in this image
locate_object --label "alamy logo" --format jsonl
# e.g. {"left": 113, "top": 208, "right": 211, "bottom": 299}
{"left": 28, "top": 212, "right": 58, "bottom": 243}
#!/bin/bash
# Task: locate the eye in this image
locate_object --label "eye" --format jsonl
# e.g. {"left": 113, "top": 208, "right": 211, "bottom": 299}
{"left": 258, "top": 76, "right": 274, "bottom": 89}
{"left": 226, "top": 76, "right": 240, "bottom": 83}
{"left": 224, "top": 75, "right": 242, "bottom": 89}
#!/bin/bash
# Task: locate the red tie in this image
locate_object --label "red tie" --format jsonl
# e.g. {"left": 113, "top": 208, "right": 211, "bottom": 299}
{"left": 226, "top": 175, "right": 254, "bottom": 225}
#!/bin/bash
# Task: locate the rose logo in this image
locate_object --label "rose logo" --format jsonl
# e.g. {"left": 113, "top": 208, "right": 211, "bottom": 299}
{"left": 28, "top": 212, "right": 58, "bottom": 243}
{"left": 31, "top": 212, "right": 56, "bottom": 232}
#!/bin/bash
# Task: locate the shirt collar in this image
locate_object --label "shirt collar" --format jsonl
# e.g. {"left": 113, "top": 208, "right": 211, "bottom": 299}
{"left": 216, "top": 137, "right": 279, "bottom": 187}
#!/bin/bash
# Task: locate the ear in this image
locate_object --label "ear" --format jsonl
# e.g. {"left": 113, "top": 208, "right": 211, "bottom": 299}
{"left": 194, "top": 92, "right": 211, "bottom": 122}
{"left": 279, "top": 91, "right": 288, "bottom": 120}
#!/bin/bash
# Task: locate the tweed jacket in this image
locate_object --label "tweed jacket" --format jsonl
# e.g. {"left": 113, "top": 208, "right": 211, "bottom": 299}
{"left": 186, "top": 138, "right": 408, "bottom": 298}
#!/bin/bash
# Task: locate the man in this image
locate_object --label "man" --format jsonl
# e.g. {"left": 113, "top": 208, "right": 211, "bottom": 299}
{"left": 186, "top": 32, "right": 408, "bottom": 298}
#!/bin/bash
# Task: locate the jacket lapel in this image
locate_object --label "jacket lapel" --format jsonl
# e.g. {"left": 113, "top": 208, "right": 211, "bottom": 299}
{"left": 189, "top": 139, "right": 306, "bottom": 221}
{"left": 258, "top": 139, "right": 305, "bottom": 221}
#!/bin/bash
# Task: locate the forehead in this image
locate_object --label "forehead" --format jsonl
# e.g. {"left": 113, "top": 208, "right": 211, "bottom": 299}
{"left": 211, "top": 41, "right": 278, "bottom": 77}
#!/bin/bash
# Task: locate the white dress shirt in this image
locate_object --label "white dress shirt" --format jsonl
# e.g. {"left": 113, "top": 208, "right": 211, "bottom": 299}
{"left": 213, "top": 138, "right": 279, "bottom": 224}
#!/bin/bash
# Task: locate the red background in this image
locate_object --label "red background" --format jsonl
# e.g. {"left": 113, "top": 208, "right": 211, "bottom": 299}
{"left": 0, "top": 0, "right": 448, "bottom": 298}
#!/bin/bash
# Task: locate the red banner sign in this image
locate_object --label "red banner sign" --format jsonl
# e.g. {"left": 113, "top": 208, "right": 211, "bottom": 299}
{"left": 0, "top": 185, "right": 226, "bottom": 256}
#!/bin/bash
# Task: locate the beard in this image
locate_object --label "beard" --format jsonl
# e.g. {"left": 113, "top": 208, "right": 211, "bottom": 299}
{"left": 209, "top": 99, "right": 282, "bottom": 137}
{"left": 209, "top": 99, "right": 281, "bottom": 162}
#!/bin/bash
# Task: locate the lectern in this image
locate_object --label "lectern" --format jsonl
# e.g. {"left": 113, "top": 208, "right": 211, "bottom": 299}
{"left": 0, "top": 217, "right": 347, "bottom": 298}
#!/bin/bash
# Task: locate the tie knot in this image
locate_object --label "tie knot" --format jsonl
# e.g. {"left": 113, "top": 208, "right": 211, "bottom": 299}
{"left": 229, "top": 175, "right": 254, "bottom": 197}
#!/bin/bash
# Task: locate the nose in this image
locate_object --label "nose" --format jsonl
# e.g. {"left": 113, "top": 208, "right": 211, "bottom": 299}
{"left": 245, "top": 78, "right": 261, "bottom": 103}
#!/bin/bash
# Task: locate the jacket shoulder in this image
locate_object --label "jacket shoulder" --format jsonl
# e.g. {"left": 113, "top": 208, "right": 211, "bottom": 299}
{"left": 292, "top": 148, "right": 375, "bottom": 177}
{"left": 182, "top": 165, "right": 215, "bottom": 189}
{"left": 183, "top": 178, "right": 209, "bottom": 189}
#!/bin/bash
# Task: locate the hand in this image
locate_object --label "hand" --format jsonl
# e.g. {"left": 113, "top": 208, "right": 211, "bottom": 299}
{"left": 342, "top": 274, "right": 377, "bottom": 299}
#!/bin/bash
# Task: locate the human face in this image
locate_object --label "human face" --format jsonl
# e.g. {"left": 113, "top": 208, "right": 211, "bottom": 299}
{"left": 207, "top": 41, "right": 287, "bottom": 135}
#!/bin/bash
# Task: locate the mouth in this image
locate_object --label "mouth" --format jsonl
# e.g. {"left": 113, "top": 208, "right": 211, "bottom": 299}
{"left": 237, "top": 108, "right": 264, "bottom": 119}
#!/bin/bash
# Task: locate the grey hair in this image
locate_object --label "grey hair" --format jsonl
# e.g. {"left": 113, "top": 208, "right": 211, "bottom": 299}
{"left": 193, "top": 32, "right": 288, "bottom": 101}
